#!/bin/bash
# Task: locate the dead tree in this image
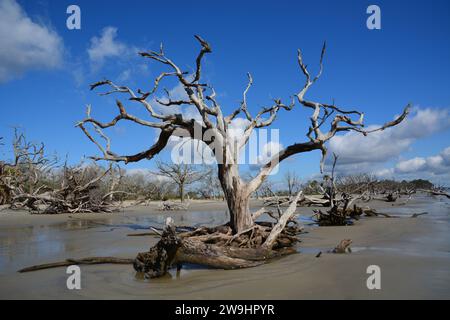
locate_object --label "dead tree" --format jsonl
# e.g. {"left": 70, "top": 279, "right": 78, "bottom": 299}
{"left": 0, "top": 129, "right": 56, "bottom": 208}
{"left": 76, "top": 36, "right": 409, "bottom": 275}
{"left": 12, "top": 163, "right": 119, "bottom": 214}
{"left": 336, "top": 173, "right": 378, "bottom": 195}
{"left": 0, "top": 130, "right": 121, "bottom": 213}
{"left": 106, "top": 164, "right": 125, "bottom": 202}
{"left": 197, "top": 165, "right": 223, "bottom": 199}
{"left": 154, "top": 161, "right": 203, "bottom": 202}
{"left": 284, "top": 170, "right": 301, "bottom": 196}
{"left": 312, "top": 154, "right": 399, "bottom": 225}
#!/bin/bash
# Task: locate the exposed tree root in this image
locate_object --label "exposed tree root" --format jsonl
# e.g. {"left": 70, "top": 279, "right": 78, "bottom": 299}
{"left": 134, "top": 192, "right": 304, "bottom": 278}
{"left": 133, "top": 219, "right": 299, "bottom": 278}
{"left": 314, "top": 203, "right": 429, "bottom": 226}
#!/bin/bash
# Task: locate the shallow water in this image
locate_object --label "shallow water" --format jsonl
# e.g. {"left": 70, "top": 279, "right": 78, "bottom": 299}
{"left": 0, "top": 197, "right": 449, "bottom": 299}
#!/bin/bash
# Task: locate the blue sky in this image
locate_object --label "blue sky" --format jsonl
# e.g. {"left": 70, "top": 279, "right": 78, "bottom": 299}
{"left": 1, "top": 0, "right": 450, "bottom": 185}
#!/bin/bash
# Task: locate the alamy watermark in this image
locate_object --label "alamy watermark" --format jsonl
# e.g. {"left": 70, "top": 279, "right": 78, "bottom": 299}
{"left": 169, "top": 126, "right": 281, "bottom": 174}
{"left": 66, "top": 5, "right": 81, "bottom": 30}
{"left": 366, "top": 5, "right": 381, "bottom": 30}
{"left": 366, "top": 265, "right": 381, "bottom": 290}
{"left": 66, "top": 265, "right": 81, "bottom": 290}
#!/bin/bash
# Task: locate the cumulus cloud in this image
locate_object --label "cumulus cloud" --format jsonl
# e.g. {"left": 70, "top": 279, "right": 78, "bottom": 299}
{"left": 372, "top": 146, "right": 450, "bottom": 182}
{"left": 395, "top": 157, "right": 427, "bottom": 173}
{"left": 227, "top": 118, "right": 250, "bottom": 142}
{"left": 395, "top": 146, "right": 450, "bottom": 175}
{"left": 257, "top": 141, "right": 284, "bottom": 165}
{"left": 326, "top": 107, "right": 450, "bottom": 173}
{"left": 0, "top": 0, "right": 64, "bottom": 83}
{"left": 87, "top": 26, "right": 138, "bottom": 70}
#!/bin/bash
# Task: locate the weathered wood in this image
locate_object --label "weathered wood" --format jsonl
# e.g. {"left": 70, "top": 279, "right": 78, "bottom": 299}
{"left": 331, "top": 239, "right": 352, "bottom": 253}
{"left": 133, "top": 217, "right": 299, "bottom": 278}
{"left": 263, "top": 191, "right": 302, "bottom": 249}
{"left": 18, "top": 257, "right": 134, "bottom": 273}
{"left": 419, "top": 189, "right": 450, "bottom": 199}
{"left": 251, "top": 207, "right": 267, "bottom": 220}
{"left": 263, "top": 194, "right": 329, "bottom": 207}
{"left": 158, "top": 201, "right": 189, "bottom": 211}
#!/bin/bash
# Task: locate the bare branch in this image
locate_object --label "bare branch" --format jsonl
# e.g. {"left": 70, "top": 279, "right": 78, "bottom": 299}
{"left": 192, "top": 35, "right": 212, "bottom": 83}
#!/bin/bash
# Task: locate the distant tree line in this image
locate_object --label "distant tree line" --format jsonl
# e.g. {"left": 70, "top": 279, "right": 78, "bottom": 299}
{"left": 0, "top": 130, "right": 437, "bottom": 213}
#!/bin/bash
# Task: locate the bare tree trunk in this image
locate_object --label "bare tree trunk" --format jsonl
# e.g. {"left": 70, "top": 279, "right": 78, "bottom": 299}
{"left": 179, "top": 183, "right": 184, "bottom": 203}
{"left": 227, "top": 191, "right": 253, "bottom": 234}
{"left": 218, "top": 164, "right": 253, "bottom": 234}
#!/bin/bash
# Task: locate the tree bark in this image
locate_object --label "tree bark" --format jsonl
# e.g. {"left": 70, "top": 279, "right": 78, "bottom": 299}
{"left": 218, "top": 164, "right": 253, "bottom": 234}
{"left": 179, "top": 183, "right": 184, "bottom": 203}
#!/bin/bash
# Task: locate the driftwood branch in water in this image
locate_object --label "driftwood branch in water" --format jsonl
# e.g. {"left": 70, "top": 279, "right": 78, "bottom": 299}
{"left": 331, "top": 239, "right": 352, "bottom": 253}
{"left": 18, "top": 257, "right": 134, "bottom": 273}
{"left": 418, "top": 189, "right": 450, "bottom": 199}
{"left": 158, "top": 201, "right": 189, "bottom": 211}
{"left": 410, "top": 212, "right": 428, "bottom": 218}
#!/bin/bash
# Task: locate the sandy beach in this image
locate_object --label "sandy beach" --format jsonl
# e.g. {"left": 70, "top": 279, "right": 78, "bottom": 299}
{"left": 0, "top": 195, "right": 449, "bottom": 299}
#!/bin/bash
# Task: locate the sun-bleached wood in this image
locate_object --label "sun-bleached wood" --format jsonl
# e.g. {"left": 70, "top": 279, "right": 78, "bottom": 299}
{"left": 78, "top": 36, "right": 409, "bottom": 234}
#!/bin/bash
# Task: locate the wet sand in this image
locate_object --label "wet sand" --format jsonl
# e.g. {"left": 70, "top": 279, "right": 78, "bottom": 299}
{"left": 0, "top": 196, "right": 449, "bottom": 299}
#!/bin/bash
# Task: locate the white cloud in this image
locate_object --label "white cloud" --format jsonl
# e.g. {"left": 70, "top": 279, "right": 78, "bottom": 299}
{"left": 125, "top": 168, "right": 172, "bottom": 183}
{"left": 395, "top": 157, "right": 427, "bottom": 173}
{"left": 326, "top": 107, "right": 450, "bottom": 172}
{"left": 371, "top": 146, "right": 450, "bottom": 184}
{"left": 84, "top": 27, "right": 150, "bottom": 84}
{"left": 257, "top": 141, "right": 284, "bottom": 165}
{"left": 227, "top": 118, "right": 250, "bottom": 142}
{"left": 0, "top": 0, "right": 64, "bottom": 83}
{"left": 117, "top": 69, "right": 131, "bottom": 82}
{"left": 375, "top": 168, "right": 394, "bottom": 178}
{"left": 87, "top": 26, "right": 135, "bottom": 69}
{"left": 395, "top": 146, "right": 450, "bottom": 176}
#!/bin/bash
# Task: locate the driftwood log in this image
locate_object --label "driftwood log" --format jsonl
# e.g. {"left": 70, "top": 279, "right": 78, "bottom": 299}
{"left": 158, "top": 201, "right": 189, "bottom": 211}
{"left": 418, "top": 189, "right": 450, "bottom": 199}
{"left": 18, "top": 257, "right": 134, "bottom": 273}
{"left": 264, "top": 194, "right": 329, "bottom": 207}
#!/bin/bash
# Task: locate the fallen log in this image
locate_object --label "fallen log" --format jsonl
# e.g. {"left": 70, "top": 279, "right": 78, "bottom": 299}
{"left": 411, "top": 212, "right": 428, "bottom": 218}
{"left": 158, "top": 201, "right": 189, "bottom": 211}
{"left": 418, "top": 189, "right": 450, "bottom": 199}
{"left": 18, "top": 257, "right": 134, "bottom": 273}
{"left": 263, "top": 194, "right": 329, "bottom": 207}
